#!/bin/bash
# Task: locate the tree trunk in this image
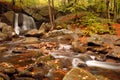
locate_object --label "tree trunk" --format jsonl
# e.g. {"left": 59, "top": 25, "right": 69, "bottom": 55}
{"left": 48, "top": 0, "right": 54, "bottom": 30}
{"left": 106, "top": 0, "right": 110, "bottom": 21}
{"left": 114, "top": 0, "right": 117, "bottom": 21}
{"left": 12, "top": 0, "right": 15, "bottom": 27}
{"left": 51, "top": 0, "right": 55, "bottom": 28}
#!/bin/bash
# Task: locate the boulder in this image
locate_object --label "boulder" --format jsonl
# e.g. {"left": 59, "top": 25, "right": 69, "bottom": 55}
{"left": 20, "top": 37, "right": 39, "bottom": 43}
{"left": 72, "top": 41, "right": 86, "bottom": 53}
{"left": 24, "top": 29, "right": 44, "bottom": 37}
{"left": 46, "top": 29, "right": 73, "bottom": 38}
{"left": 2, "top": 11, "right": 14, "bottom": 24}
{"left": 0, "top": 32, "right": 7, "bottom": 41}
{"left": 23, "top": 6, "right": 54, "bottom": 21}
{"left": 63, "top": 68, "right": 97, "bottom": 80}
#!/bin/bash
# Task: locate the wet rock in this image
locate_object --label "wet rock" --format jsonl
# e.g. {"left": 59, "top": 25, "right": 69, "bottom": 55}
{"left": 72, "top": 41, "right": 86, "bottom": 53}
{"left": 107, "top": 46, "right": 120, "bottom": 59}
{"left": 94, "top": 54, "right": 106, "bottom": 61}
{"left": 24, "top": 29, "right": 43, "bottom": 37}
{"left": 58, "top": 58, "right": 72, "bottom": 68}
{"left": 63, "top": 68, "right": 97, "bottom": 80}
{"left": 87, "top": 46, "right": 107, "bottom": 54}
{"left": 105, "top": 58, "right": 116, "bottom": 63}
{"left": 49, "top": 50, "right": 74, "bottom": 58}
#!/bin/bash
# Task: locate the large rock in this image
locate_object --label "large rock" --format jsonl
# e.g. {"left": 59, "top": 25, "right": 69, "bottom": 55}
{"left": 107, "top": 46, "right": 120, "bottom": 59}
{"left": 46, "top": 29, "right": 73, "bottom": 38}
{"left": 24, "top": 29, "right": 44, "bottom": 37}
{"left": 2, "top": 23, "right": 14, "bottom": 38}
{"left": 63, "top": 68, "right": 97, "bottom": 80}
{"left": 0, "top": 32, "right": 7, "bottom": 41}
{"left": 72, "top": 41, "right": 86, "bottom": 53}
{"left": 23, "top": 6, "right": 56, "bottom": 21}
{"left": 2, "top": 11, "right": 14, "bottom": 24}
{"left": 20, "top": 37, "right": 39, "bottom": 43}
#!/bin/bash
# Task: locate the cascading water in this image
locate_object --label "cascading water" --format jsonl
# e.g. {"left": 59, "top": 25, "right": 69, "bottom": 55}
{"left": 14, "top": 13, "right": 36, "bottom": 35}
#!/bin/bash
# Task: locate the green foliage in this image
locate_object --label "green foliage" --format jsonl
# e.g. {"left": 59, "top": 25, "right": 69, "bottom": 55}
{"left": 80, "top": 13, "right": 115, "bottom": 36}
{"left": 58, "top": 0, "right": 87, "bottom": 13}
{"left": 80, "top": 13, "right": 97, "bottom": 26}
{"left": 82, "top": 23, "right": 115, "bottom": 36}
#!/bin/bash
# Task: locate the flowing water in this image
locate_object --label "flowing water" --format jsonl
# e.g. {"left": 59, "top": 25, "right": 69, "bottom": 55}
{"left": 0, "top": 38, "right": 120, "bottom": 80}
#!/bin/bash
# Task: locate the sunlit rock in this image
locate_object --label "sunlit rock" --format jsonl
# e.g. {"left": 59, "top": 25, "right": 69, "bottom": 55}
{"left": 63, "top": 68, "right": 97, "bottom": 80}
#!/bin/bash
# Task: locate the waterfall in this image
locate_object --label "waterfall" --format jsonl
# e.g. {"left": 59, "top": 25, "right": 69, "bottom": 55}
{"left": 14, "top": 13, "right": 36, "bottom": 35}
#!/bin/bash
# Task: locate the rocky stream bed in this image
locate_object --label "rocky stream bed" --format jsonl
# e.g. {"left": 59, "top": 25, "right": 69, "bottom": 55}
{"left": 0, "top": 22, "right": 120, "bottom": 80}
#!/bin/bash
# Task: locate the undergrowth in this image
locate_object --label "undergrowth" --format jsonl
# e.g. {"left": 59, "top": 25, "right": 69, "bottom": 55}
{"left": 74, "top": 13, "right": 115, "bottom": 36}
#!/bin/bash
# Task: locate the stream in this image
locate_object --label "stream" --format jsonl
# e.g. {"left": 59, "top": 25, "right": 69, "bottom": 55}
{"left": 0, "top": 35, "right": 120, "bottom": 80}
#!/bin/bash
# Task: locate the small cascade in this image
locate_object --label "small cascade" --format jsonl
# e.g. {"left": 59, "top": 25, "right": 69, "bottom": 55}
{"left": 14, "top": 13, "right": 37, "bottom": 35}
